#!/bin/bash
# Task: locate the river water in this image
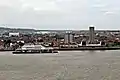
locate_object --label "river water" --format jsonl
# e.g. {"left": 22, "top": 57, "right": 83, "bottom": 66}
{"left": 0, "top": 50, "right": 120, "bottom": 80}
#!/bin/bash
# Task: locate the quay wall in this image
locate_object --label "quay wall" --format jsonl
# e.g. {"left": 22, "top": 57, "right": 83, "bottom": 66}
{"left": 55, "top": 47, "right": 120, "bottom": 51}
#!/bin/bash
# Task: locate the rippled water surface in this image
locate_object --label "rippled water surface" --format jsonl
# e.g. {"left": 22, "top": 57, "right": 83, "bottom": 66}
{"left": 0, "top": 50, "right": 120, "bottom": 80}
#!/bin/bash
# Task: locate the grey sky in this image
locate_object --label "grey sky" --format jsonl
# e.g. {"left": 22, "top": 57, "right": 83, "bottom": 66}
{"left": 0, "top": 0, "right": 120, "bottom": 30}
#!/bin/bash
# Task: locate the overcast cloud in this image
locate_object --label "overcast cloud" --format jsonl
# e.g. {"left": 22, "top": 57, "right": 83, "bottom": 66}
{"left": 0, "top": 0, "right": 120, "bottom": 30}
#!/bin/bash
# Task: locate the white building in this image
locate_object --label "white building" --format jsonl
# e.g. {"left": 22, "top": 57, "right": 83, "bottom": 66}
{"left": 64, "top": 34, "right": 69, "bottom": 43}
{"left": 69, "top": 34, "right": 74, "bottom": 43}
{"left": 78, "top": 41, "right": 104, "bottom": 47}
{"left": 9, "top": 33, "right": 20, "bottom": 37}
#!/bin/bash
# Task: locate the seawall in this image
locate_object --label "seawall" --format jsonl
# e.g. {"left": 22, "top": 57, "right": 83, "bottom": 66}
{"left": 55, "top": 47, "right": 120, "bottom": 51}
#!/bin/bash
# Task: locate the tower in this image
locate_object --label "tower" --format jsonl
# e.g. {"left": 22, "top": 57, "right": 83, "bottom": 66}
{"left": 89, "top": 26, "right": 95, "bottom": 43}
{"left": 64, "top": 31, "right": 74, "bottom": 43}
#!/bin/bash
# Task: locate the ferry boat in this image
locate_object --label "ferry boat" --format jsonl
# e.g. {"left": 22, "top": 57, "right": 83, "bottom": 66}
{"left": 13, "top": 44, "right": 58, "bottom": 54}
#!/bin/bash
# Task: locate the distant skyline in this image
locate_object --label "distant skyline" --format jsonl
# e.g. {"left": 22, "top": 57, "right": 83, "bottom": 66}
{"left": 0, "top": 0, "right": 120, "bottom": 30}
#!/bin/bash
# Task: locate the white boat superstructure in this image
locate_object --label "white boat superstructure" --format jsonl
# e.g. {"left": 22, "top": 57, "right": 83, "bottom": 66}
{"left": 13, "top": 44, "right": 58, "bottom": 54}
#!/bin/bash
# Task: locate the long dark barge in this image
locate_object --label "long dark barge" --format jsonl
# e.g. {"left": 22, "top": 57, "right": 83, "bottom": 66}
{"left": 13, "top": 50, "right": 58, "bottom": 54}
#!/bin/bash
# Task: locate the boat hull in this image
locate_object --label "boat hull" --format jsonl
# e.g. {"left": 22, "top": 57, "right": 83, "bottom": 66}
{"left": 12, "top": 50, "right": 58, "bottom": 54}
{"left": 13, "top": 52, "right": 41, "bottom": 54}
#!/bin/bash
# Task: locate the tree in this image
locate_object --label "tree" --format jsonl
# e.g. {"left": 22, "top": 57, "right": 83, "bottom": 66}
{"left": 4, "top": 39, "right": 11, "bottom": 47}
{"left": 82, "top": 41, "right": 86, "bottom": 46}
{"left": 18, "top": 42, "right": 24, "bottom": 47}
{"left": 101, "top": 41, "right": 105, "bottom": 46}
